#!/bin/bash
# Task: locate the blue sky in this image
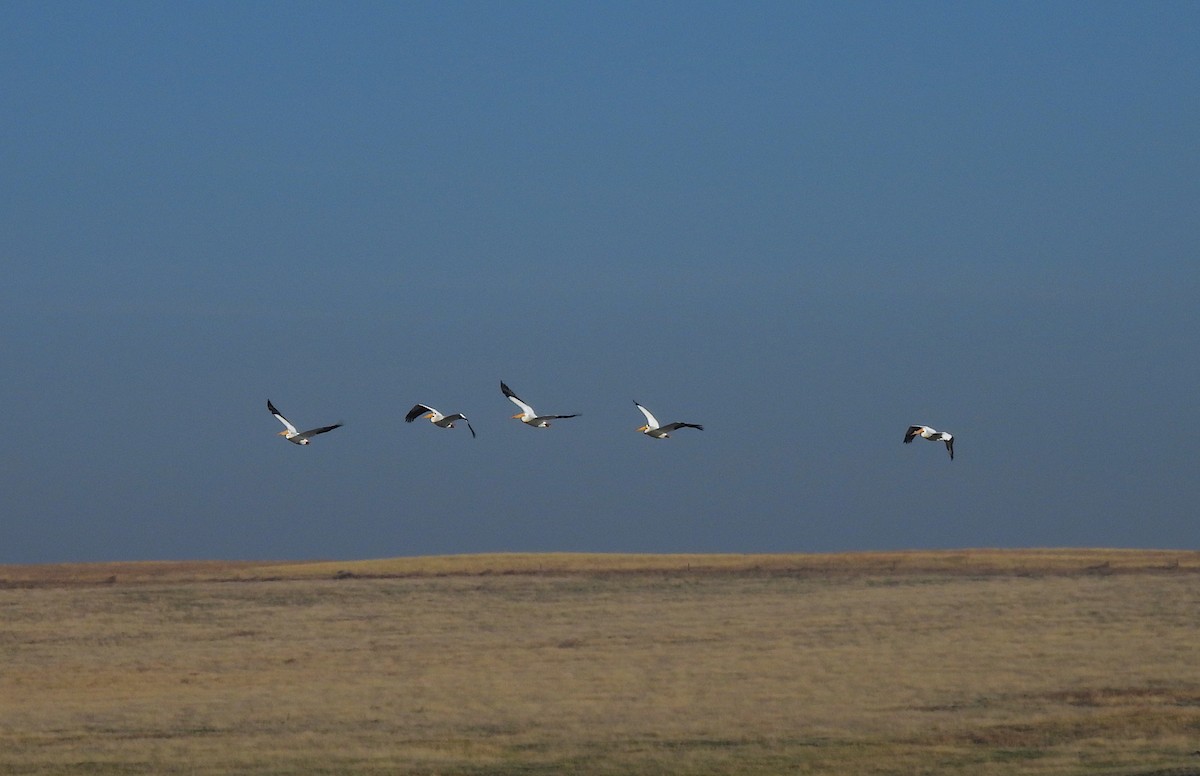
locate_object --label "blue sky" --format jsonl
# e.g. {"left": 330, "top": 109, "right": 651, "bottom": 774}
{"left": 3, "top": 2, "right": 1197, "bottom": 563}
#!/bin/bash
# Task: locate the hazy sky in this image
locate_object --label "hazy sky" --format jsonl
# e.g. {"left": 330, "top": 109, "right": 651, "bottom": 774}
{"left": 4, "top": 2, "right": 1198, "bottom": 563}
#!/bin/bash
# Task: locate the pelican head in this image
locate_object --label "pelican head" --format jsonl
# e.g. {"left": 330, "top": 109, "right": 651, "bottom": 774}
{"left": 637, "top": 424, "right": 649, "bottom": 433}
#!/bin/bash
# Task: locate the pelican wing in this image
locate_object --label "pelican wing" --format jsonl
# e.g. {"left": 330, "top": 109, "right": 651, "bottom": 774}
{"left": 405, "top": 404, "right": 436, "bottom": 423}
{"left": 297, "top": 423, "right": 343, "bottom": 440}
{"left": 443, "top": 414, "right": 478, "bottom": 438}
{"left": 535, "top": 414, "right": 580, "bottom": 421}
{"left": 904, "top": 425, "right": 924, "bottom": 444}
{"left": 500, "top": 381, "right": 536, "bottom": 417}
{"left": 267, "top": 400, "right": 298, "bottom": 434}
{"left": 944, "top": 436, "right": 955, "bottom": 460}
{"left": 634, "top": 401, "right": 660, "bottom": 430}
{"left": 661, "top": 422, "right": 703, "bottom": 433}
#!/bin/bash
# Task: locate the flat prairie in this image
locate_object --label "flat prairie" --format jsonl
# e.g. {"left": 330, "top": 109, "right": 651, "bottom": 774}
{"left": 1, "top": 550, "right": 1199, "bottom": 775}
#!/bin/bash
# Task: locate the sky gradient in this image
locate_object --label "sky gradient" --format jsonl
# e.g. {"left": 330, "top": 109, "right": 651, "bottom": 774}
{"left": 3, "top": 2, "right": 1198, "bottom": 563}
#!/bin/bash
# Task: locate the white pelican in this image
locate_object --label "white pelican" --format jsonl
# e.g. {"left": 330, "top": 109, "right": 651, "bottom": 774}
{"left": 404, "top": 403, "right": 476, "bottom": 438}
{"left": 634, "top": 401, "right": 703, "bottom": 439}
{"left": 500, "top": 381, "right": 580, "bottom": 428}
{"left": 268, "top": 400, "right": 342, "bottom": 445}
{"left": 904, "top": 425, "right": 954, "bottom": 460}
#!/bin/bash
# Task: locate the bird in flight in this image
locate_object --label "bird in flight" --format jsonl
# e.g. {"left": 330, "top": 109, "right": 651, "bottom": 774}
{"left": 267, "top": 399, "right": 343, "bottom": 445}
{"left": 634, "top": 401, "right": 703, "bottom": 439}
{"left": 904, "top": 425, "right": 954, "bottom": 460}
{"left": 501, "top": 381, "right": 580, "bottom": 428}
{"left": 404, "top": 403, "right": 476, "bottom": 438}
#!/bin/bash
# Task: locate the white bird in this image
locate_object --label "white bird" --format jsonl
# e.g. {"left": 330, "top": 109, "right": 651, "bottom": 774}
{"left": 501, "top": 381, "right": 580, "bottom": 428}
{"left": 404, "top": 403, "right": 476, "bottom": 438}
{"left": 634, "top": 401, "right": 703, "bottom": 439}
{"left": 904, "top": 425, "right": 954, "bottom": 460}
{"left": 268, "top": 400, "right": 343, "bottom": 445}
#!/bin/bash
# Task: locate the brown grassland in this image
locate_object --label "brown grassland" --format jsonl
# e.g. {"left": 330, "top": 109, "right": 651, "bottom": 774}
{"left": 1, "top": 549, "right": 1199, "bottom": 775}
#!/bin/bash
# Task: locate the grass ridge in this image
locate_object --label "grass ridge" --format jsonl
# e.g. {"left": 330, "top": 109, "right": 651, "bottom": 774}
{"left": 2, "top": 548, "right": 1199, "bottom": 587}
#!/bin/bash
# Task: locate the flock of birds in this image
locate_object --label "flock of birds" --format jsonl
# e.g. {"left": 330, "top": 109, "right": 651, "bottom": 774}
{"left": 268, "top": 381, "right": 956, "bottom": 460}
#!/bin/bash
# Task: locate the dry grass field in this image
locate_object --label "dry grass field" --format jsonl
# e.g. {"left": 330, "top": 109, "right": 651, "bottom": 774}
{"left": 1, "top": 550, "right": 1199, "bottom": 775}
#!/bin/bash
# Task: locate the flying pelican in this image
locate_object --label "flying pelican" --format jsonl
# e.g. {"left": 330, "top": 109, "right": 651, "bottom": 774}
{"left": 500, "top": 381, "right": 580, "bottom": 428}
{"left": 904, "top": 425, "right": 954, "bottom": 460}
{"left": 267, "top": 399, "right": 343, "bottom": 445}
{"left": 404, "top": 403, "right": 476, "bottom": 438}
{"left": 634, "top": 401, "right": 703, "bottom": 439}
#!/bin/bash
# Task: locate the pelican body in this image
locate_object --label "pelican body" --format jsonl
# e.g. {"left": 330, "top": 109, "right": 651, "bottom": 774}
{"left": 904, "top": 425, "right": 954, "bottom": 460}
{"left": 405, "top": 403, "right": 476, "bottom": 438}
{"left": 268, "top": 399, "right": 342, "bottom": 445}
{"left": 501, "top": 381, "right": 580, "bottom": 428}
{"left": 634, "top": 401, "right": 703, "bottom": 439}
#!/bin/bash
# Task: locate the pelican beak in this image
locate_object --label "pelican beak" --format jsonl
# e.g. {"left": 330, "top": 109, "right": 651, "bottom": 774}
{"left": 637, "top": 425, "right": 648, "bottom": 432}
{"left": 512, "top": 413, "right": 523, "bottom": 419}
{"left": 424, "top": 413, "right": 435, "bottom": 420}
{"left": 277, "top": 430, "right": 288, "bottom": 436}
